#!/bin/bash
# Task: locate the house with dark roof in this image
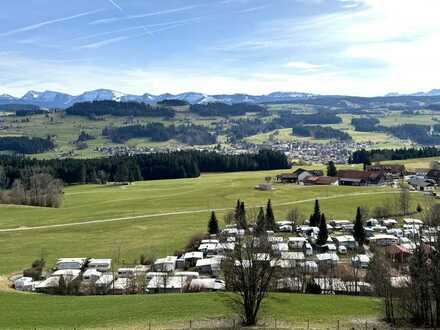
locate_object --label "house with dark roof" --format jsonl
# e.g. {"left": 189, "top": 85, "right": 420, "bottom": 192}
{"left": 337, "top": 170, "right": 384, "bottom": 186}
{"left": 276, "top": 168, "right": 324, "bottom": 184}
{"left": 366, "top": 164, "right": 406, "bottom": 179}
{"left": 303, "top": 176, "right": 338, "bottom": 186}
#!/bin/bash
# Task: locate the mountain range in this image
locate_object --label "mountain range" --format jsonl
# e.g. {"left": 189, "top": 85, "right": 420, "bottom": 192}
{"left": 0, "top": 89, "right": 314, "bottom": 108}
{"left": 1, "top": 88, "right": 440, "bottom": 109}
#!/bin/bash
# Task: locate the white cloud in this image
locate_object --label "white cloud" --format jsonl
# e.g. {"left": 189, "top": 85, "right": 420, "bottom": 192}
{"left": 285, "top": 61, "right": 328, "bottom": 72}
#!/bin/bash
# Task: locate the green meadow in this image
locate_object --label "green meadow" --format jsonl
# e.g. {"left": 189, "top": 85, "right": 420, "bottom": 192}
{"left": 0, "top": 291, "right": 382, "bottom": 329}
{"left": 0, "top": 168, "right": 429, "bottom": 275}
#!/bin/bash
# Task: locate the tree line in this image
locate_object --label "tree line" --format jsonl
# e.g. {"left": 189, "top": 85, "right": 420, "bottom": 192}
{"left": 351, "top": 117, "right": 380, "bottom": 132}
{"left": 350, "top": 147, "right": 440, "bottom": 164}
{"left": 277, "top": 112, "right": 343, "bottom": 125}
{"left": 226, "top": 114, "right": 348, "bottom": 142}
{"left": 292, "top": 125, "right": 352, "bottom": 141}
{"left": 103, "top": 123, "right": 217, "bottom": 145}
{"left": 351, "top": 117, "right": 440, "bottom": 146}
{"left": 65, "top": 101, "right": 175, "bottom": 118}
{"left": 0, "top": 167, "right": 63, "bottom": 207}
{"left": 0, "top": 136, "right": 54, "bottom": 154}
{"left": 15, "top": 109, "right": 49, "bottom": 117}
{"left": 190, "top": 102, "right": 266, "bottom": 117}
{"left": 0, "top": 150, "right": 289, "bottom": 186}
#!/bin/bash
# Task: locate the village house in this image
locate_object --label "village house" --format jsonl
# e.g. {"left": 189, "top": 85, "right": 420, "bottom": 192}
{"left": 408, "top": 177, "right": 436, "bottom": 191}
{"left": 303, "top": 176, "right": 338, "bottom": 186}
{"left": 366, "top": 164, "right": 406, "bottom": 179}
{"left": 338, "top": 169, "right": 385, "bottom": 186}
{"left": 276, "top": 168, "right": 324, "bottom": 184}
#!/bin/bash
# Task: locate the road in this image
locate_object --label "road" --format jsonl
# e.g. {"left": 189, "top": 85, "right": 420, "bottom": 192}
{"left": 0, "top": 191, "right": 399, "bottom": 233}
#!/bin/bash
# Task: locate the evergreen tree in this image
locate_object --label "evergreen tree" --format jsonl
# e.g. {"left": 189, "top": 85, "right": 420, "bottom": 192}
{"left": 235, "top": 200, "right": 247, "bottom": 230}
{"left": 327, "top": 161, "right": 337, "bottom": 177}
{"left": 234, "top": 199, "right": 241, "bottom": 222}
{"left": 309, "top": 199, "right": 321, "bottom": 227}
{"left": 255, "top": 207, "right": 266, "bottom": 235}
{"left": 239, "top": 201, "right": 247, "bottom": 230}
{"left": 208, "top": 211, "right": 220, "bottom": 235}
{"left": 58, "top": 275, "right": 67, "bottom": 295}
{"left": 316, "top": 213, "right": 328, "bottom": 246}
{"left": 353, "top": 207, "right": 366, "bottom": 246}
{"left": 265, "top": 199, "right": 276, "bottom": 231}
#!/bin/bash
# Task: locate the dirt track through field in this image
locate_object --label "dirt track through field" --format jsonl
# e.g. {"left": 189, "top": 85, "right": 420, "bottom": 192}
{"left": 0, "top": 191, "right": 399, "bottom": 233}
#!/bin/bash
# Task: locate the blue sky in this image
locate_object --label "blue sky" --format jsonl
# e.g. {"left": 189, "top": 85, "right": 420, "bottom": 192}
{"left": 0, "top": 0, "right": 439, "bottom": 97}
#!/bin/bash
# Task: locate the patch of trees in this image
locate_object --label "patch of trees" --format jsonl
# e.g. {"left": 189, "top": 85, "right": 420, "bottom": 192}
{"left": 190, "top": 102, "right": 265, "bottom": 117}
{"left": 65, "top": 101, "right": 175, "bottom": 118}
{"left": 351, "top": 117, "right": 380, "bottom": 132}
{"left": 292, "top": 125, "right": 352, "bottom": 141}
{"left": 0, "top": 104, "right": 39, "bottom": 112}
{"left": 15, "top": 109, "right": 48, "bottom": 117}
{"left": 0, "top": 167, "right": 63, "bottom": 207}
{"left": 76, "top": 131, "right": 95, "bottom": 143}
{"left": 0, "top": 150, "right": 289, "bottom": 185}
{"left": 368, "top": 223, "right": 440, "bottom": 327}
{"left": 103, "top": 123, "right": 217, "bottom": 145}
{"left": 350, "top": 147, "right": 440, "bottom": 164}
{"left": 228, "top": 119, "right": 281, "bottom": 141}
{"left": 386, "top": 124, "right": 440, "bottom": 145}
{"left": 0, "top": 136, "right": 54, "bottom": 154}
{"left": 157, "top": 99, "right": 189, "bottom": 106}
{"left": 276, "top": 112, "right": 343, "bottom": 126}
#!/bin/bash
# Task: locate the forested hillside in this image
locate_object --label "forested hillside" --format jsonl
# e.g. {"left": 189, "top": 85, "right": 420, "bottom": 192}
{"left": 65, "top": 101, "right": 175, "bottom": 118}
{"left": 0, "top": 150, "right": 289, "bottom": 185}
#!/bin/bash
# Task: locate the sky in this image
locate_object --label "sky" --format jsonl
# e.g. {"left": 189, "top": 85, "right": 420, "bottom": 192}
{"left": 0, "top": 0, "right": 440, "bottom": 97}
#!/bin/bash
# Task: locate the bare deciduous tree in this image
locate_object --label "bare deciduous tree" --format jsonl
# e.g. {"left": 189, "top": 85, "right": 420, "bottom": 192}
{"left": 366, "top": 250, "right": 396, "bottom": 324}
{"left": 398, "top": 183, "right": 411, "bottom": 216}
{"left": 286, "top": 207, "right": 303, "bottom": 226}
{"left": 222, "top": 225, "right": 280, "bottom": 326}
{"left": 0, "top": 167, "right": 63, "bottom": 207}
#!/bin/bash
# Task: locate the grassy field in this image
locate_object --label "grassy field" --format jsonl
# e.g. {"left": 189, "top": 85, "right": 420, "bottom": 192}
{"left": 0, "top": 164, "right": 433, "bottom": 329}
{"left": 1, "top": 108, "right": 437, "bottom": 158}
{"left": 0, "top": 290, "right": 382, "bottom": 329}
{"left": 244, "top": 113, "right": 413, "bottom": 149}
{"left": 0, "top": 112, "right": 220, "bottom": 159}
{"left": 0, "top": 168, "right": 431, "bottom": 275}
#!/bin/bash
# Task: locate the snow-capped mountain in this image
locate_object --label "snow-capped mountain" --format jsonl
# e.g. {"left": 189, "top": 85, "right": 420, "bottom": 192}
{"left": 385, "top": 89, "right": 440, "bottom": 97}
{"left": 21, "top": 90, "right": 74, "bottom": 107}
{"left": 1, "top": 88, "right": 440, "bottom": 108}
{"left": 0, "top": 94, "right": 16, "bottom": 101}
{"left": 71, "top": 89, "right": 127, "bottom": 103}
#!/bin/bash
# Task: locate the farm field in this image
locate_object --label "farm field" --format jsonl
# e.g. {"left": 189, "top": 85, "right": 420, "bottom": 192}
{"left": 1, "top": 107, "right": 438, "bottom": 159}
{"left": 0, "top": 290, "right": 382, "bottom": 329}
{"left": 0, "top": 112, "right": 219, "bottom": 159}
{"left": 0, "top": 168, "right": 430, "bottom": 275}
{"left": 244, "top": 112, "right": 416, "bottom": 149}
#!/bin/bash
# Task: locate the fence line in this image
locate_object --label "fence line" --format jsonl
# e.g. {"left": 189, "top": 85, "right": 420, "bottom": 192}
{"left": 118, "top": 319, "right": 433, "bottom": 330}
